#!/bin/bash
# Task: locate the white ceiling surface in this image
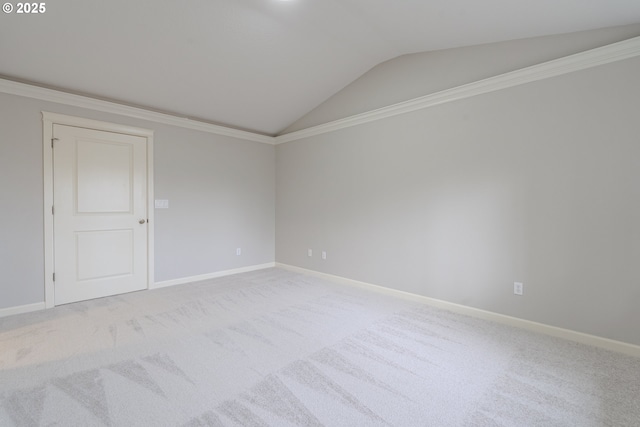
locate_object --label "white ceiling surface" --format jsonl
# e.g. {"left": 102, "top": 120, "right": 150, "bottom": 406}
{"left": 2, "top": 1, "right": 640, "bottom": 135}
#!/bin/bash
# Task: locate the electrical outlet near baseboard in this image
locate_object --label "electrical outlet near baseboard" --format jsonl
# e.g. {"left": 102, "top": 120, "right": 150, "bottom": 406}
{"left": 308, "top": 249, "right": 312, "bottom": 257}
{"left": 321, "top": 251, "right": 327, "bottom": 260}
{"left": 236, "top": 248, "right": 241, "bottom": 256}
{"left": 514, "top": 282, "right": 524, "bottom": 296}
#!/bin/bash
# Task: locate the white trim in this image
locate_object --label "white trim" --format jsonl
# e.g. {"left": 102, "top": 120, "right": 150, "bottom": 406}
{"left": 146, "top": 133, "right": 155, "bottom": 290}
{"left": 42, "top": 114, "right": 54, "bottom": 308}
{"left": 3, "top": 37, "right": 639, "bottom": 145}
{"left": 275, "top": 35, "right": 640, "bottom": 144}
{"left": 42, "top": 112, "right": 155, "bottom": 308}
{"left": 42, "top": 112, "right": 155, "bottom": 138}
{"left": 152, "top": 262, "right": 276, "bottom": 289}
{"left": 276, "top": 263, "right": 640, "bottom": 358}
{"left": 0, "top": 302, "right": 46, "bottom": 319}
{"left": 0, "top": 80, "right": 274, "bottom": 144}
{"left": 1, "top": 263, "right": 274, "bottom": 317}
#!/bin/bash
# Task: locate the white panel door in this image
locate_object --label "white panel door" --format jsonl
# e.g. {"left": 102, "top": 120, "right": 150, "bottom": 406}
{"left": 53, "top": 124, "right": 148, "bottom": 305}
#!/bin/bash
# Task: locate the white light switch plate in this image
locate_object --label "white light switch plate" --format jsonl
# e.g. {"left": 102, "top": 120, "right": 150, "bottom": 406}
{"left": 155, "top": 199, "right": 169, "bottom": 209}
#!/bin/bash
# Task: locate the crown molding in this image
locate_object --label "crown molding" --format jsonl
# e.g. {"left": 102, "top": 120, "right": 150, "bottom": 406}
{"left": 0, "top": 79, "right": 276, "bottom": 144}
{"left": 2, "top": 36, "right": 639, "bottom": 146}
{"left": 275, "top": 35, "right": 640, "bottom": 144}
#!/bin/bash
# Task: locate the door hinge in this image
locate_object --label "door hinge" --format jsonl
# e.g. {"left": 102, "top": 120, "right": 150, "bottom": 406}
{"left": 51, "top": 137, "right": 59, "bottom": 148}
{"left": 53, "top": 273, "right": 55, "bottom": 282}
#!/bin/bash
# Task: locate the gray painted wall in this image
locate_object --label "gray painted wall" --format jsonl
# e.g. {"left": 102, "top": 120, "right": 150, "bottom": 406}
{"left": 283, "top": 23, "right": 640, "bottom": 134}
{"left": 0, "top": 93, "right": 275, "bottom": 310}
{"left": 2, "top": 27, "right": 639, "bottom": 348}
{"left": 276, "top": 57, "right": 640, "bottom": 345}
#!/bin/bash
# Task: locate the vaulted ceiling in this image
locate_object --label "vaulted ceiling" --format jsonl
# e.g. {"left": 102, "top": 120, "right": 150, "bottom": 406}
{"left": 1, "top": 0, "right": 639, "bottom": 135}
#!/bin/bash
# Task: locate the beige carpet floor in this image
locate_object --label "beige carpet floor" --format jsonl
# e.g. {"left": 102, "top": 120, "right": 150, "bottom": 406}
{"left": 1, "top": 268, "right": 639, "bottom": 426}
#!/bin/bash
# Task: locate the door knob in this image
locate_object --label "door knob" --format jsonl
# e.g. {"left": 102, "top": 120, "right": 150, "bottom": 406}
{"left": 139, "top": 219, "right": 146, "bottom": 224}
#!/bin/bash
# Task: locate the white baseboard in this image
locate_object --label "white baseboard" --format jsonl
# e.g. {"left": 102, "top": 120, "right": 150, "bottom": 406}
{"left": 0, "top": 264, "right": 276, "bottom": 318}
{"left": 153, "top": 262, "right": 276, "bottom": 289}
{"left": 276, "top": 263, "right": 640, "bottom": 358}
{"left": 0, "top": 302, "right": 46, "bottom": 319}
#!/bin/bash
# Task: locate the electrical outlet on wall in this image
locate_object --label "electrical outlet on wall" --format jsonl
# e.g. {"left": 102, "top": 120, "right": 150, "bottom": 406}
{"left": 322, "top": 251, "right": 327, "bottom": 260}
{"left": 308, "top": 249, "right": 312, "bottom": 257}
{"left": 236, "top": 248, "right": 242, "bottom": 256}
{"left": 514, "top": 282, "right": 524, "bottom": 296}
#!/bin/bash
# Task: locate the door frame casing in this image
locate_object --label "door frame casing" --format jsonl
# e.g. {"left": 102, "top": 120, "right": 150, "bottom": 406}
{"left": 42, "top": 112, "right": 155, "bottom": 308}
